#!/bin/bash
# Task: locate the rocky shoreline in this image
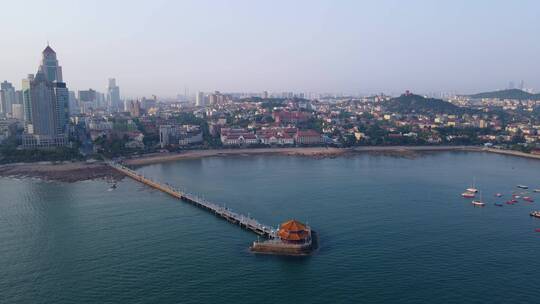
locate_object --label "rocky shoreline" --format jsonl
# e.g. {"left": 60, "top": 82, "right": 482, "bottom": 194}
{"left": 0, "top": 161, "right": 123, "bottom": 183}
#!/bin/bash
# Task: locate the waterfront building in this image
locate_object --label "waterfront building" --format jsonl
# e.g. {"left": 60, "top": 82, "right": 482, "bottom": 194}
{"left": 258, "top": 127, "right": 296, "bottom": 146}
{"left": 220, "top": 128, "right": 258, "bottom": 146}
{"left": 294, "top": 130, "right": 322, "bottom": 145}
{"left": 159, "top": 124, "right": 203, "bottom": 148}
{"left": 22, "top": 45, "right": 70, "bottom": 148}
{"left": 278, "top": 220, "right": 311, "bottom": 244}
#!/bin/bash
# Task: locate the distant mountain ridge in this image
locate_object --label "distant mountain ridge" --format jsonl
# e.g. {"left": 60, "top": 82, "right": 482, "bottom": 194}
{"left": 468, "top": 89, "right": 540, "bottom": 100}
{"left": 383, "top": 93, "right": 468, "bottom": 115}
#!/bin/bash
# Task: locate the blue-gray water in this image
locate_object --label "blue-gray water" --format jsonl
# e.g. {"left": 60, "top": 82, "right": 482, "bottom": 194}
{"left": 1, "top": 151, "right": 540, "bottom": 303}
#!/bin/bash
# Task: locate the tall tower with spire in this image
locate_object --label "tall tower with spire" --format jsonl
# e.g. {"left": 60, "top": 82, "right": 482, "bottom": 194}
{"left": 39, "top": 44, "right": 63, "bottom": 82}
{"left": 22, "top": 44, "right": 69, "bottom": 148}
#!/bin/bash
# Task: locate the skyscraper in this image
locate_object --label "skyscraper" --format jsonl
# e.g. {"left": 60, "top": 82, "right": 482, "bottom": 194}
{"left": 22, "top": 45, "right": 69, "bottom": 148}
{"left": 0, "top": 81, "right": 16, "bottom": 116}
{"left": 107, "top": 78, "right": 121, "bottom": 112}
{"left": 40, "top": 45, "right": 63, "bottom": 82}
{"left": 196, "top": 91, "right": 205, "bottom": 106}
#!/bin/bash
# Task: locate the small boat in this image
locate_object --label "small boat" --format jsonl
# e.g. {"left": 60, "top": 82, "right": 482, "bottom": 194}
{"left": 494, "top": 203, "right": 504, "bottom": 207}
{"left": 517, "top": 185, "right": 529, "bottom": 189}
{"left": 495, "top": 193, "right": 503, "bottom": 198}
{"left": 523, "top": 197, "right": 534, "bottom": 202}
{"left": 466, "top": 177, "right": 478, "bottom": 193}
{"left": 513, "top": 194, "right": 521, "bottom": 199}
{"left": 530, "top": 211, "right": 540, "bottom": 218}
{"left": 534, "top": 189, "right": 540, "bottom": 193}
{"left": 472, "top": 200, "right": 486, "bottom": 207}
{"left": 108, "top": 183, "right": 117, "bottom": 191}
{"left": 536, "top": 228, "right": 540, "bottom": 233}
{"left": 462, "top": 192, "right": 475, "bottom": 198}
{"left": 506, "top": 201, "right": 515, "bottom": 205}
{"left": 511, "top": 199, "right": 518, "bottom": 203}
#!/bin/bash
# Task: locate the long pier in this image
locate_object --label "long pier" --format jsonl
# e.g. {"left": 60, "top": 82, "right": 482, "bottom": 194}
{"left": 107, "top": 161, "right": 277, "bottom": 238}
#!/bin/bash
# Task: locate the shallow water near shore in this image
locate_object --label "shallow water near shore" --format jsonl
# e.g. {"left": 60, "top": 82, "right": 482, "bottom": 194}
{"left": 1, "top": 151, "right": 540, "bottom": 303}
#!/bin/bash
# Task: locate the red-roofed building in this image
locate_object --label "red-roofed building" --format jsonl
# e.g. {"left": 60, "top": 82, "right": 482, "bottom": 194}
{"left": 295, "top": 130, "right": 322, "bottom": 145}
{"left": 220, "top": 128, "right": 259, "bottom": 146}
{"left": 272, "top": 110, "right": 311, "bottom": 124}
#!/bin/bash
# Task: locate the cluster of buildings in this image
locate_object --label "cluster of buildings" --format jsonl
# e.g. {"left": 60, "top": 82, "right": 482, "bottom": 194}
{"left": 2, "top": 45, "right": 540, "bottom": 155}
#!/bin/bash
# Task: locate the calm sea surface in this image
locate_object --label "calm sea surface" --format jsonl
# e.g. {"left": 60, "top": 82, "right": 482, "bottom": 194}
{"left": 1, "top": 151, "right": 540, "bottom": 303}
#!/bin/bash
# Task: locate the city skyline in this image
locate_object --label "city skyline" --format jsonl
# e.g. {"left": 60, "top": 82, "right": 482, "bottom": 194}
{"left": 1, "top": 1, "right": 540, "bottom": 97}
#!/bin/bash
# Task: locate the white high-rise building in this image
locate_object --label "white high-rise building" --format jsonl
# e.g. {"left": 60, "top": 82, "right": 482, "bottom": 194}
{"left": 196, "top": 91, "right": 205, "bottom": 106}
{"left": 107, "top": 78, "right": 121, "bottom": 112}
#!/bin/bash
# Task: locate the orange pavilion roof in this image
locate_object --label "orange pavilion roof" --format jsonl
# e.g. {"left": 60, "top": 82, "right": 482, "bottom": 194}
{"left": 278, "top": 219, "right": 310, "bottom": 241}
{"left": 280, "top": 219, "right": 307, "bottom": 232}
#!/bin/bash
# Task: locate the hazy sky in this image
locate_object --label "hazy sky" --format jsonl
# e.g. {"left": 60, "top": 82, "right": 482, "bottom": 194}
{"left": 1, "top": 0, "right": 539, "bottom": 97}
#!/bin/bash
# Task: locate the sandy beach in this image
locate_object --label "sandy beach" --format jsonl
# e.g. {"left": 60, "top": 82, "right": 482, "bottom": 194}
{"left": 0, "top": 145, "right": 534, "bottom": 183}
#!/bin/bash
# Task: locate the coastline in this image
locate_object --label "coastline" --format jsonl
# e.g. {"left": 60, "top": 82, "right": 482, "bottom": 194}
{"left": 0, "top": 145, "right": 536, "bottom": 183}
{"left": 123, "top": 145, "right": 478, "bottom": 166}
{"left": 0, "top": 161, "right": 122, "bottom": 183}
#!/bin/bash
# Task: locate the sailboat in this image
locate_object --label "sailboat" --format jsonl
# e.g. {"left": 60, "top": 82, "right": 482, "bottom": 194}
{"left": 466, "top": 177, "right": 478, "bottom": 193}
{"left": 472, "top": 191, "right": 486, "bottom": 207}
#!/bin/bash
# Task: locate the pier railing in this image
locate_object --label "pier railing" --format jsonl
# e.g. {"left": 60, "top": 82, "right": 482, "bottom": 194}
{"left": 107, "top": 161, "right": 277, "bottom": 238}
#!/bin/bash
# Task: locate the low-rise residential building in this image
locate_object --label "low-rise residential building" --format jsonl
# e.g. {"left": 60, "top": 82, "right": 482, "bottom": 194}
{"left": 159, "top": 124, "right": 203, "bottom": 148}
{"left": 220, "top": 128, "right": 258, "bottom": 146}
{"left": 295, "top": 130, "right": 322, "bottom": 145}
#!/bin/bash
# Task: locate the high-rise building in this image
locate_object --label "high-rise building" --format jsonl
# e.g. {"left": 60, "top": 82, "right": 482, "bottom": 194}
{"left": 196, "top": 91, "right": 205, "bottom": 106}
{"left": 22, "top": 45, "right": 69, "bottom": 148}
{"left": 78, "top": 89, "right": 97, "bottom": 113}
{"left": 125, "top": 100, "right": 141, "bottom": 117}
{"left": 40, "top": 45, "right": 63, "bottom": 82}
{"left": 68, "top": 91, "right": 79, "bottom": 115}
{"left": 22, "top": 74, "right": 34, "bottom": 125}
{"left": 0, "top": 81, "right": 16, "bottom": 116}
{"left": 106, "top": 78, "right": 121, "bottom": 112}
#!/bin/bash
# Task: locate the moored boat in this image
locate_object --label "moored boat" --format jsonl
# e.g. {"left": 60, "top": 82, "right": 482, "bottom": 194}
{"left": 462, "top": 192, "right": 475, "bottom": 198}
{"left": 466, "top": 177, "right": 478, "bottom": 193}
{"left": 530, "top": 211, "right": 540, "bottom": 218}
{"left": 494, "top": 203, "right": 504, "bottom": 207}
{"left": 534, "top": 189, "right": 540, "bottom": 193}
{"left": 523, "top": 197, "right": 534, "bottom": 202}
{"left": 472, "top": 200, "right": 486, "bottom": 207}
{"left": 517, "top": 185, "right": 529, "bottom": 189}
{"left": 495, "top": 193, "right": 503, "bottom": 198}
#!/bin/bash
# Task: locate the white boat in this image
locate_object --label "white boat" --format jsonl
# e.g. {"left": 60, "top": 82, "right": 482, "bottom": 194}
{"left": 517, "top": 185, "right": 529, "bottom": 189}
{"left": 534, "top": 189, "right": 540, "bottom": 193}
{"left": 472, "top": 191, "right": 486, "bottom": 207}
{"left": 462, "top": 192, "right": 475, "bottom": 198}
{"left": 471, "top": 200, "right": 486, "bottom": 207}
{"left": 466, "top": 177, "right": 478, "bottom": 193}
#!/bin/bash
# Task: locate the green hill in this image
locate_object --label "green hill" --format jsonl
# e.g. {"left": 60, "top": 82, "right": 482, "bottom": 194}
{"left": 383, "top": 94, "right": 467, "bottom": 115}
{"left": 469, "top": 89, "right": 540, "bottom": 100}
